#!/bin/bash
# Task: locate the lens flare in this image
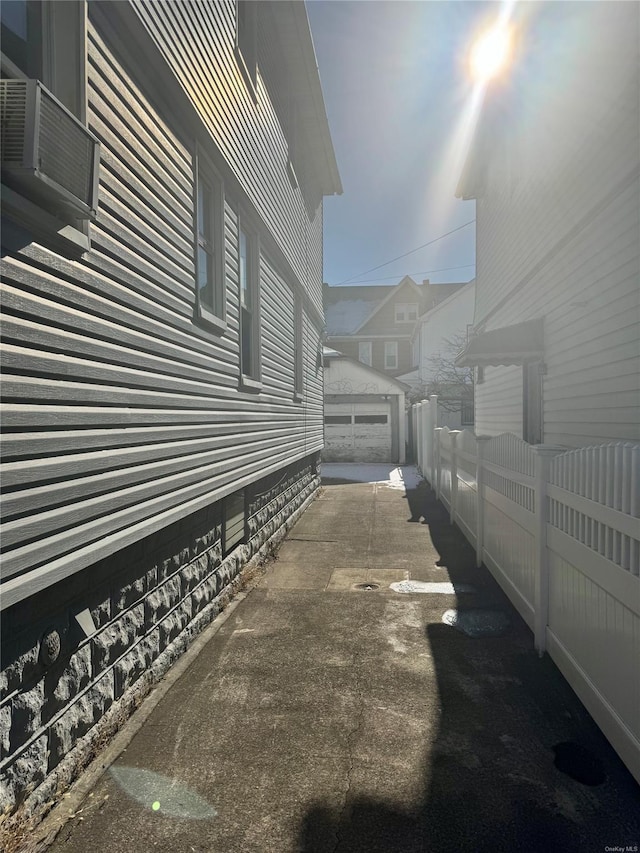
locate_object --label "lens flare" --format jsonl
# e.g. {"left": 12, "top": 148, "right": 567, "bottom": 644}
{"left": 469, "top": 24, "right": 514, "bottom": 83}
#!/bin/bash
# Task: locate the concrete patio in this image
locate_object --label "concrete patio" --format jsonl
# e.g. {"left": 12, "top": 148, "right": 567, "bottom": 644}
{"left": 33, "top": 465, "right": 640, "bottom": 853}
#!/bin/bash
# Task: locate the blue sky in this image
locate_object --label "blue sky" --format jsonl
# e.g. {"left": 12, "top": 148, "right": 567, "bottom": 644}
{"left": 306, "top": 0, "right": 491, "bottom": 287}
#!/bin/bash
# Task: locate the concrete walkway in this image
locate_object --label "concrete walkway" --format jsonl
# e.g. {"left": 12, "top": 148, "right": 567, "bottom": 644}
{"left": 40, "top": 466, "right": 639, "bottom": 852}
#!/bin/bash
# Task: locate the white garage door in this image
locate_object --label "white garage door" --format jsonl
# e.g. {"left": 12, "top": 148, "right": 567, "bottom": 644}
{"left": 323, "top": 402, "right": 392, "bottom": 462}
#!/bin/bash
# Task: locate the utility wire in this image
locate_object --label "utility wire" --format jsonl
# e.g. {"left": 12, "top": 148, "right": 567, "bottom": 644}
{"left": 348, "top": 263, "right": 476, "bottom": 284}
{"left": 335, "top": 219, "right": 476, "bottom": 285}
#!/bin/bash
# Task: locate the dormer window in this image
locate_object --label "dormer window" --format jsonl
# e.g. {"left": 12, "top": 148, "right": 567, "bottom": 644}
{"left": 395, "top": 303, "right": 418, "bottom": 323}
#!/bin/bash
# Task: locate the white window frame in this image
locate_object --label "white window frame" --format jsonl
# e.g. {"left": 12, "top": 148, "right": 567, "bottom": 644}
{"left": 194, "top": 151, "right": 226, "bottom": 333}
{"left": 384, "top": 341, "right": 398, "bottom": 370}
{"left": 238, "top": 214, "right": 261, "bottom": 388}
{"left": 358, "top": 340, "right": 372, "bottom": 366}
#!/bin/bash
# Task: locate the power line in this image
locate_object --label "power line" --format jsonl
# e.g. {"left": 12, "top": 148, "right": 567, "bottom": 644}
{"left": 344, "top": 264, "right": 476, "bottom": 285}
{"left": 335, "top": 219, "right": 476, "bottom": 285}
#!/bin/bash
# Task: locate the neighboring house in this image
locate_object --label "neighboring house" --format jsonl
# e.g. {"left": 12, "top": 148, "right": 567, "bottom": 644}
{"left": 0, "top": 0, "right": 340, "bottom": 812}
{"left": 400, "top": 280, "right": 475, "bottom": 429}
{"left": 455, "top": 3, "right": 639, "bottom": 447}
{"left": 323, "top": 348, "right": 408, "bottom": 463}
{"left": 324, "top": 276, "right": 466, "bottom": 378}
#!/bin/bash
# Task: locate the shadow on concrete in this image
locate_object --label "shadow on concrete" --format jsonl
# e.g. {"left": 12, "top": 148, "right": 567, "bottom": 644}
{"left": 297, "top": 482, "right": 640, "bottom": 853}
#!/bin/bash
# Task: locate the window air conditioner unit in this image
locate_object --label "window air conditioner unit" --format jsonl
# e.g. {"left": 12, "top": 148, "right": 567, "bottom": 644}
{"left": 0, "top": 79, "right": 100, "bottom": 220}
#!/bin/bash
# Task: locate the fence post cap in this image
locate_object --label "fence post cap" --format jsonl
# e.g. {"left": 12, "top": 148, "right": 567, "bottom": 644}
{"left": 475, "top": 434, "right": 492, "bottom": 442}
{"left": 429, "top": 394, "right": 438, "bottom": 403}
{"left": 531, "top": 444, "right": 566, "bottom": 456}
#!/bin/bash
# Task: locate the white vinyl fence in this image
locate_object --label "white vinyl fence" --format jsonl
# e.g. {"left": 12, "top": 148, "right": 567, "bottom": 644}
{"left": 411, "top": 398, "right": 640, "bottom": 785}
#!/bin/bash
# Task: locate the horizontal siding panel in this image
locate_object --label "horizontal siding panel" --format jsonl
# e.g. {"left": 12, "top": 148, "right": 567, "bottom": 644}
{"left": 548, "top": 423, "right": 640, "bottom": 443}
{"left": 0, "top": 263, "right": 234, "bottom": 370}
{"left": 96, "top": 202, "right": 194, "bottom": 289}
{"left": 0, "top": 288, "right": 237, "bottom": 378}
{"left": 1, "top": 373, "right": 300, "bottom": 411}
{"left": 544, "top": 343, "right": 639, "bottom": 385}
{"left": 1, "top": 405, "right": 303, "bottom": 429}
{"left": 88, "top": 78, "right": 192, "bottom": 210}
{"left": 1, "top": 421, "right": 298, "bottom": 460}
{"left": 545, "top": 375, "right": 639, "bottom": 402}
{"left": 475, "top": 365, "right": 523, "bottom": 438}
{"left": 96, "top": 137, "right": 193, "bottom": 246}
{"left": 1, "top": 5, "right": 327, "bottom": 606}
{"left": 1, "top": 427, "right": 301, "bottom": 483}
{"left": 98, "top": 166, "right": 194, "bottom": 268}
{"left": 1, "top": 344, "right": 238, "bottom": 399}
{"left": 89, "top": 27, "right": 193, "bottom": 191}
{"left": 1, "top": 432, "right": 309, "bottom": 526}
{"left": 129, "top": 0, "right": 324, "bottom": 312}
{"left": 1, "top": 442, "right": 311, "bottom": 582}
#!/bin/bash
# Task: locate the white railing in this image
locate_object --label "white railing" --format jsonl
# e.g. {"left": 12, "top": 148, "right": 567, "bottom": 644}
{"left": 410, "top": 405, "right": 640, "bottom": 785}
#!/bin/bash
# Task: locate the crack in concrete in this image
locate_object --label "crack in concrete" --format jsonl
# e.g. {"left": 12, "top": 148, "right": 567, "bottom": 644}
{"left": 285, "top": 537, "right": 342, "bottom": 543}
{"left": 332, "top": 629, "right": 368, "bottom": 853}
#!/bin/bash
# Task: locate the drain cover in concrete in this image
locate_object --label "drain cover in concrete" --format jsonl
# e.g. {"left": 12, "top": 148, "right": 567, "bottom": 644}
{"left": 391, "top": 581, "right": 476, "bottom": 595}
{"left": 326, "top": 568, "right": 408, "bottom": 591}
{"left": 442, "top": 608, "right": 510, "bottom": 637}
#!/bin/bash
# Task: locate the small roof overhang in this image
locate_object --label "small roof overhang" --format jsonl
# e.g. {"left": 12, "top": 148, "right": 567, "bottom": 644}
{"left": 455, "top": 318, "right": 543, "bottom": 367}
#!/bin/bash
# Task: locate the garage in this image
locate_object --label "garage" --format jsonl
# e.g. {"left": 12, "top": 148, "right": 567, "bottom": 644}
{"left": 323, "top": 349, "right": 408, "bottom": 463}
{"left": 325, "top": 401, "right": 392, "bottom": 463}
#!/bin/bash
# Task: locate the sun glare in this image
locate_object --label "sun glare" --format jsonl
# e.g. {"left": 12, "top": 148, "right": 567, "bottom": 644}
{"left": 469, "top": 24, "right": 514, "bottom": 83}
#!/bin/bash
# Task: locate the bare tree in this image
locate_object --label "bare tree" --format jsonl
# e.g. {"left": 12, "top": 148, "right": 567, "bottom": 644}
{"left": 408, "top": 333, "right": 473, "bottom": 414}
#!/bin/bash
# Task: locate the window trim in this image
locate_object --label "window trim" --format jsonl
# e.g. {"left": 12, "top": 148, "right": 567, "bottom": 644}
{"left": 384, "top": 341, "right": 398, "bottom": 370}
{"left": 238, "top": 212, "right": 261, "bottom": 388}
{"left": 194, "top": 149, "right": 226, "bottom": 334}
{"left": 358, "top": 340, "right": 372, "bottom": 366}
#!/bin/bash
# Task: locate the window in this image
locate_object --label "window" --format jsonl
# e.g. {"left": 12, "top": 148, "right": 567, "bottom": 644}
{"left": 239, "top": 219, "right": 260, "bottom": 384}
{"left": 294, "top": 291, "right": 303, "bottom": 399}
{"left": 358, "top": 340, "right": 372, "bottom": 366}
{"left": 236, "top": 1, "right": 257, "bottom": 96}
{"left": 384, "top": 341, "right": 398, "bottom": 370}
{"left": 1, "top": 1, "right": 84, "bottom": 116}
{"left": 1, "top": 0, "right": 94, "bottom": 254}
{"left": 324, "top": 415, "right": 351, "bottom": 425}
{"left": 195, "top": 158, "right": 225, "bottom": 330}
{"left": 461, "top": 399, "right": 475, "bottom": 426}
{"left": 395, "top": 303, "right": 418, "bottom": 323}
{"left": 354, "top": 415, "right": 387, "bottom": 425}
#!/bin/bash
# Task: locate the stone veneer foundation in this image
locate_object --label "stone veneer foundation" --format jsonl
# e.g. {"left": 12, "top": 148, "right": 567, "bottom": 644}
{"left": 0, "top": 456, "right": 320, "bottom": 816}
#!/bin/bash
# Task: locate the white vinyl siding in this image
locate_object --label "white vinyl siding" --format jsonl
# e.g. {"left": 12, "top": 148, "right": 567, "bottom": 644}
{"left": 131, "top": 0, "right": 326, "bottom": 314}
{"left": 474, "top": 365, "right": 523, "bottom": 438}
{"left": 0, "top": 16, "right": 325, "bottom": 607}
{"left": 471, "top": 5, "right": 639, "bottom": 448}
